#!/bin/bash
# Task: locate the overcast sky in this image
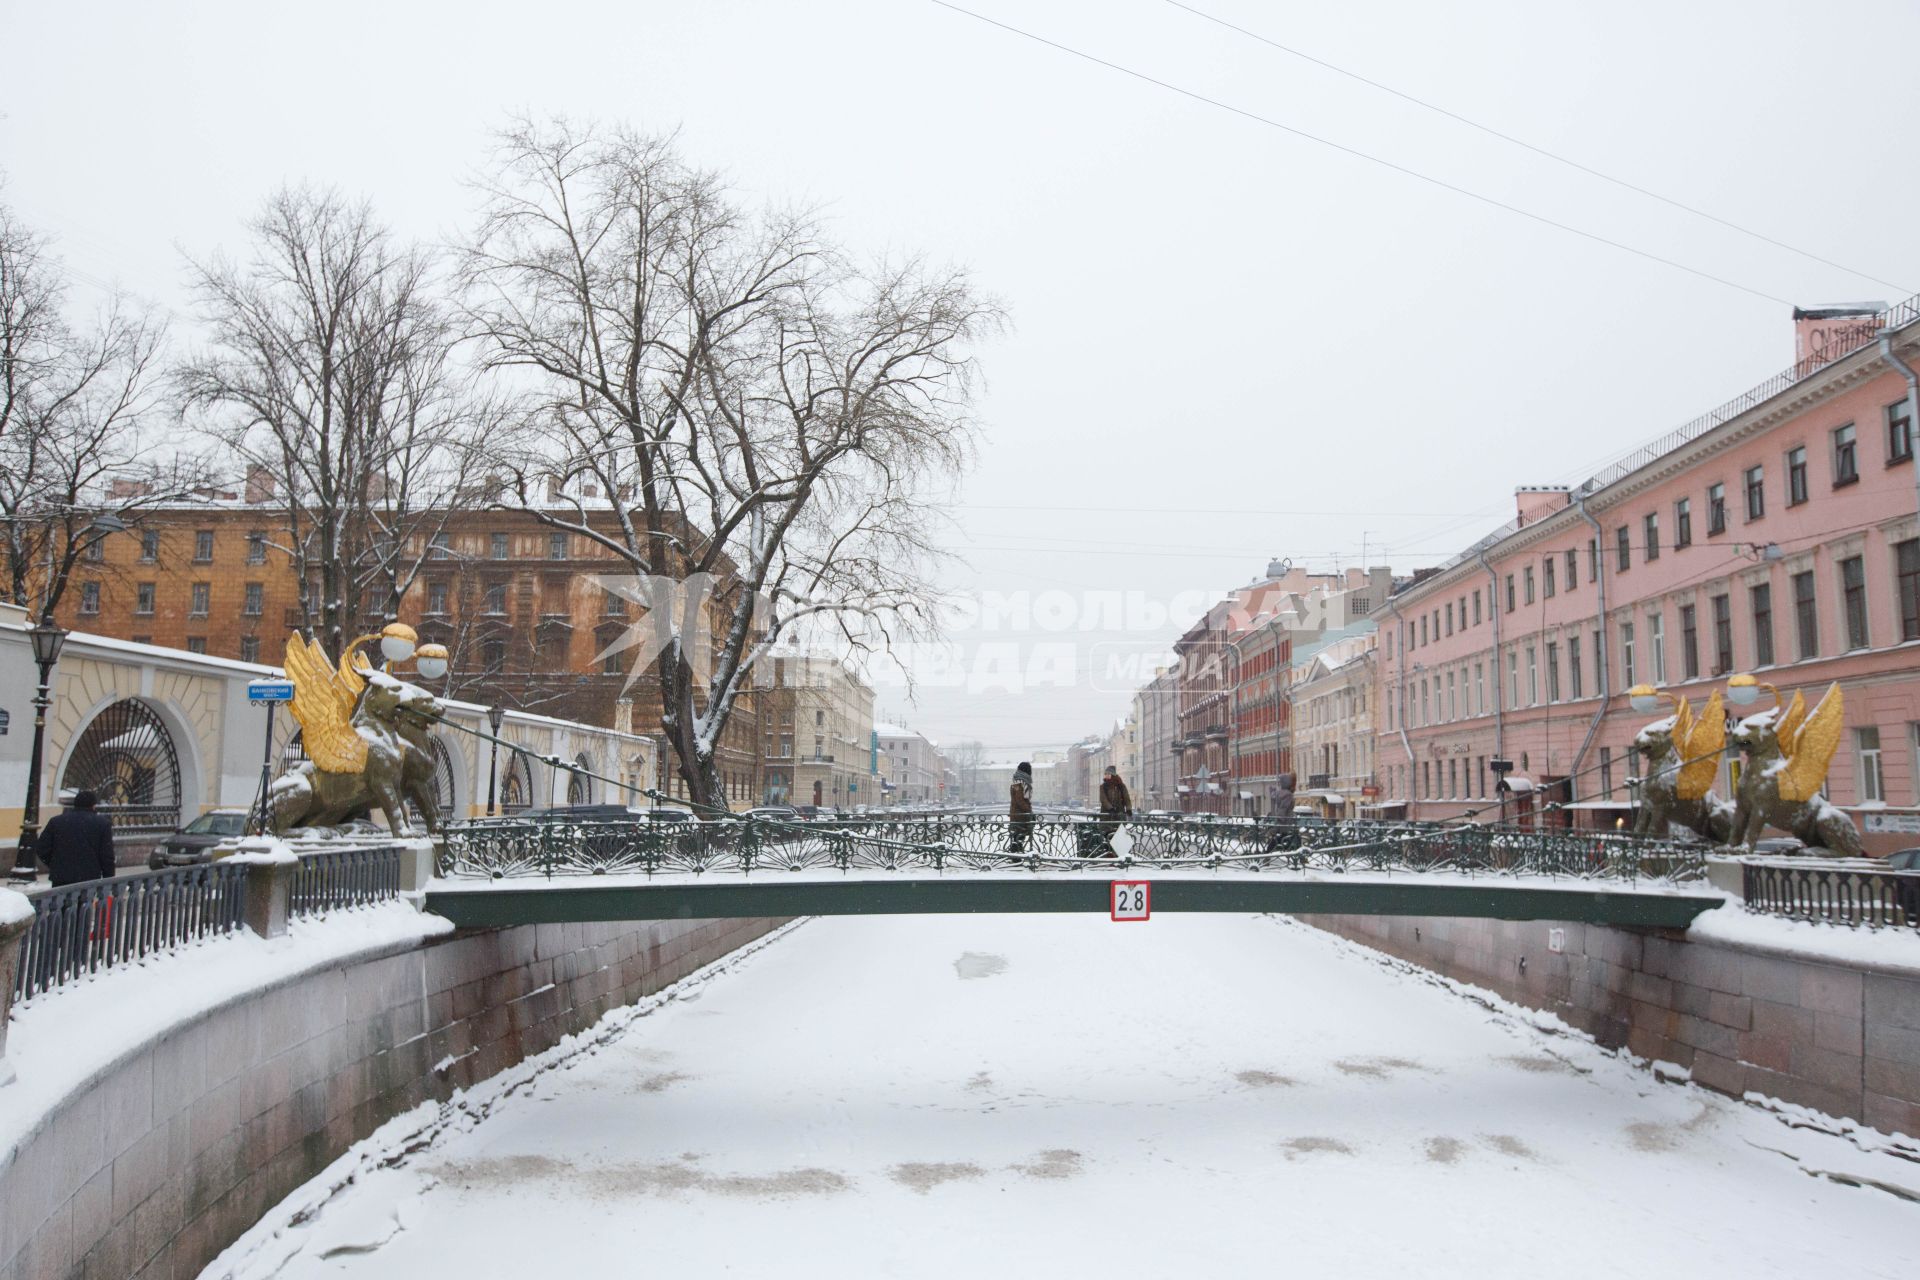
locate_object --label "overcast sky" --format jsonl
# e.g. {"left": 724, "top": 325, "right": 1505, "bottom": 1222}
{"left": 6, "top": 0, "right": 1917, "bottom": 758}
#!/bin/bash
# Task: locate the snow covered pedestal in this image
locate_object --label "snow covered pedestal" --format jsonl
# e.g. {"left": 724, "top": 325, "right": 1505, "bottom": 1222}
{"left": 0, "top": 888, "right": 32, "bottom": 1085}
{"left": 397, "top": 836, "right": 438, "bottom": 901}
{"left": 221, "top": 838, "right": 302, "bottom": 939}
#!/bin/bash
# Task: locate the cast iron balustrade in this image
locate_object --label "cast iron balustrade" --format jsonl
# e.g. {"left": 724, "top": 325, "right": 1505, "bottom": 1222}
{"left": 291, "top": 845, "right": 403, "bottom": 917}
{"left": 1742, "top": 860, "right": 1920, "bottom": 930}
{"left": 12, "top": 861, "right": 250, "bottom": 1006}
{"left": 438, "top": 812, "right": 1707, "bottom": 884}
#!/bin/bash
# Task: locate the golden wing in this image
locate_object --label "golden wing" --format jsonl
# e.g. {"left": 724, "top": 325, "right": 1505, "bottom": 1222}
{"left": 1774, "top": 689, "right": 1808, "bottom": 758}
{"left": 284, "top": 633, "right": 368, "bottom": 773}
{"left": 1677, "top": 688, "right": 1725, "bottom": 801}
{"left": 1778, "top": 683, "right": 1843, "bottom": 803}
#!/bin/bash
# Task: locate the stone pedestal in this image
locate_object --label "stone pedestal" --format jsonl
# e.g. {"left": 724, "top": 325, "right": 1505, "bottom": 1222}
{"left": 0, "top": 892, "right": 36, "bottom": 1085}
{"left": 241, "top": 857, "right": 298, "bottom": 939}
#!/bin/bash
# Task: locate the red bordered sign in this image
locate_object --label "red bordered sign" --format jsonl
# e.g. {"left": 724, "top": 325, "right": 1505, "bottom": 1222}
{"left": 1110, "top": 880, "right": 1151, "bottom": 922}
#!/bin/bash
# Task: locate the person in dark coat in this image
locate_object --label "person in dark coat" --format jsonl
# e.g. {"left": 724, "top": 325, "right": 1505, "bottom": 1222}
{"left": 1096, "top": 766, "right": 1132, "bottom": 857}
{"left": 1008, "top": 762, "right": 1035, "bottom": 853}
{"left": 36, "top": 789, "right": 117, "bottom": 886}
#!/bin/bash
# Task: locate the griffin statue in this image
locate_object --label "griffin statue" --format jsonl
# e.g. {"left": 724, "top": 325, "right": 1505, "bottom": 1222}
{"left": 1727, "top": 681, "right": 1862, "bottom": 856}
{"left": 1631, "top": 688, "right": 1734, "bottom": 843}
{"left": 266, "top": 632, "right": 447, "bottom": 836}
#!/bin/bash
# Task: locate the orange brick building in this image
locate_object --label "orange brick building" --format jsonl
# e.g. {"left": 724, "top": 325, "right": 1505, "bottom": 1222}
{"left": 49, "top": 500, "right": 764, "bottom": 808}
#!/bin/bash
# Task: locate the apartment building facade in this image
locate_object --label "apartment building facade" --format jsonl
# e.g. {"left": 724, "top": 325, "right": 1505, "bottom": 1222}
{"left": 759, "top": 653, "right": 875, "bottom": 810}
{"left": 1378, "top": 299, "right": 1920, "bottom": 851}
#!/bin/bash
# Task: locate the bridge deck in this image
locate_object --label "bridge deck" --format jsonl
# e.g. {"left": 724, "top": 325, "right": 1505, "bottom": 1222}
{"left": 424, "top": 872, "right": 1725, "bottom": 930}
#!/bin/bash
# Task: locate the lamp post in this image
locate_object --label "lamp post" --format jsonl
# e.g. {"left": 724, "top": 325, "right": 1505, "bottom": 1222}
{"left": 486, "top": 704, "right": 505, "bottom": 816}
{"left": 11, "top": 621, "right": 70, "bottom": 882}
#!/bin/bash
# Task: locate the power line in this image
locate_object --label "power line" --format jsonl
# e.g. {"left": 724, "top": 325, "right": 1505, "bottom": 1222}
{"left": 926, "top": 0, "right": 1792, "bottom": 304}
{"left": 1162, "top": 0, "right": 1910, "bottom": 295}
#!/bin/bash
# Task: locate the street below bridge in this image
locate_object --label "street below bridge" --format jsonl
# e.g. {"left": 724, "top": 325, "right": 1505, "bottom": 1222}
{"left": 213, "top": 915, "right": 1914, "bottom": 1279}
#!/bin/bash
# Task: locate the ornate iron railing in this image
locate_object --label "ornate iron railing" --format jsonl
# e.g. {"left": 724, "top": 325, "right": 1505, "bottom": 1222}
{"left": 12, "top": 861, "right": 250, "bottom": 1005}
{"left": 291, "top": 845, "right": 403, "bottom": 917}
{"left": 439, "top": 813, "right": 1706, "bottom": 884}
{"left": 1742, "top": 860, "right": 1920, "bottom": 930}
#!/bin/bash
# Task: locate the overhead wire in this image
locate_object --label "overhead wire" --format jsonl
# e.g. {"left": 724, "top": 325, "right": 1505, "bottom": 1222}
{"left": 1161, "top": 0, "right": 1910, "bottom": 294}
{"left": 926, "top": 0, "right": 1792, "bottom": 304}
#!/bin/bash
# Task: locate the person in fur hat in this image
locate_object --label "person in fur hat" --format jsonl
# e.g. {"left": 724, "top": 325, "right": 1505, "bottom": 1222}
{"left": 1008, "top": 761, "right": 1035, "bottom": 853}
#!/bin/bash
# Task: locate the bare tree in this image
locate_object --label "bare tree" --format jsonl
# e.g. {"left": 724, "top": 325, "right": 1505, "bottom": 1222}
{"left": 460, "top": 118, "right": 998, "bottom": 808}
{"left": 178, "top": 187, "right": 486, "bottom": 657}
{"left": 0, "top": 200, "right": 196, "bottom": 621}
{"left": 948, "top": 739, "right": 989, "bottom": 805}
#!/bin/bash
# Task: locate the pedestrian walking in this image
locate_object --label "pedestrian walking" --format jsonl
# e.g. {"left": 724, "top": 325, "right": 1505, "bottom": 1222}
{"left": 1008, "top": 762, "right": 1035, "bottom": 853}
{"left": 1096, "top": 765, "right": 1131, "bottom": 857}
{"left": 35, "top": 789, "right": 117, "bottom": 887}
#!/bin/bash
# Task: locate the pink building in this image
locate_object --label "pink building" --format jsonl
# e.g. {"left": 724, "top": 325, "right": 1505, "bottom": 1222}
{"left": 1377, "top": 299, "right": 1920, "bottom": 854}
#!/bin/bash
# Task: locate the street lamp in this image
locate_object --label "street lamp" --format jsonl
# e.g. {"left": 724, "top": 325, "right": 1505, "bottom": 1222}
{"left": 379, "top": 622, "right": 418, "bottom": 666}
{"left": 1726, "top": 672, "right": 1779, "bottom": 709}
{"left": 1628, "top": 683, "right": 1673, "bottom": 715}
{"left": 414, "top": 643, "right": 449, "bottom": 681}
{"left": 11, "top": 621, "right": 71, "bottom": 882}
{"left": 486, "top": 704, "right": 506, "bottom": 816}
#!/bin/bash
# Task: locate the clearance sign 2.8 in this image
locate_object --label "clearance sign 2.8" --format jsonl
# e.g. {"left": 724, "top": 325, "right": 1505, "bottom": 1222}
{"left": 1110, "top": 880, "right": 1151, "bottom": 922}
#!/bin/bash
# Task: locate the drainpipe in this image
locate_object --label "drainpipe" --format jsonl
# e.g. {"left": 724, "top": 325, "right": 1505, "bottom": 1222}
{"left": 1879, "top": 333, "right": 1920, "bottom": 523}
{"left": 1383, "top": 599, "right": 1414, "bottom": 774}
{"left": 1475, "top": 549, "right": 1504, "bottom": 765}
{"left": 1570, "top": 490, "right": 1611, "bottom": 801}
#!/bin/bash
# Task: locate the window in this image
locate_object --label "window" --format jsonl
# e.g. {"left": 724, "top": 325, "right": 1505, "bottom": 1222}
{"left": 1649, "top": 612, "right": 1667, "bottom": 683}
{"left": 1857, "top": 727, "right": 1884, "bottom": 804}
{"left": 1422, "top": 762, "right": 1430, "bottom": 799}
{"left": 1708, "top": 483, "right": 1727, "bottom": 535}
{"left": 1752, "top": 583, "right": 1775, "bottom": 666}
{"left": 1523, "top": 566, "right": 1535, "bottom": 604}
{"left": 1899, "top": 539, "right": 1920, "bottom": 642}
{"left": 429, "top": 532, "right": 451, "bottom": 560}
{"left": 1509, "top": 650, "right": 1520, "bottom": 708}
{"left": 427, "top": 581, "right": 449, "bottom": 615}
{"left": 79, "top": 581, "right": 100, "bottom": 615}
{"left": 1444, "top": 602, "right": 1453, "bottom": 636}
{"left": 1459, "top": 596, "right": 1467, "bottom": 631}
{"left": 186, "top": 637, "right": 207, "bottom": 655}
{"left": 1477, "top": 757, "right": 1486, "bottom": 798}
{"left": 243, "top": 583, "right": 263, "bottom": 616}
{"left": 482, "top": 638, "right": 506, "bottom": 673}
{"left": 1834, "top": 423, "right": 1858, "bottom": 486}
{"left": 84, "top": 536, "right": 104, "bottom": 563}
{"left": 1743, "top": 466, "right": 1764, "bottom": 520}
{"left": 193, "top": 530, "right": 214, "bottom": 562}
{"left": 1793, "top": 570, "right": 1818, "bottom": 659}
{"left": 1526, "top": 646, "right": 1538, "bottom": 706}
{"left": 1565, "top": 549, "right": 1578, "bottom": 590}
{"left": 1588, "top": 539, "right": 1599, "bottom": 581}
{"left": 136, "top": 582, "right": 155, "bottom": 615}
{"left": 1546, "top": 642, "right": 1560, "bottom": 702}
{"left": 1643, "top": 513, "right": 1660, "bottom": 561}
{"left": 549, "top": 531, "right": 568, "bottom": 560}
{"left": 1569, "top": 635, "right": 1582, "bottom": 699}
{"left": 1679, "top": 604, "right": 1698, "bottom": 680}
{"left": 1448, "top": 759, "right": 1458, "bottom": 798}
{"left": 1446, "top": 670, "right": 1456, "bottom": 720}
{"left": 1616, "top": 526, "right": 1631, "bottom": 572}
{"left": 240, "top": 636, "right": 260, "bottom": 663}
{"left": 485, "top": 582, "right": 507, "bottom": 614}
{"left": 490, "top": 532, "right": 509, "bottom": 560}
{"left": 247, "top": 531, "right": 266, "bottom": 564}
{"left": 1472, "top": 591, "right": 1482, "bottom": 625}
{"left": 1506, "top": 575, "right": 1515, "bottom": 613}
{"left": 1674, "top": 499, "right": 1692, "bottom": 548}
{"left": 1475, "top": 663, "right": 1485, "bottom": 714}
{"left": 1889, "top": 398, "right": 1915, "bottom": 463}
{"left": 1712, "top": 594, "right": 1733, "bottom": 674}
{"left": 1841, "top": 554, "right": 1868, "bottom": 649}
{"left": 1620, "top": 622, "right": 1636, "bottom": 687}
{"left": 1544, "top": 557, "right": 1556, "bottom": 598}
{"left": 190, "top": 582, "right": 210, "bottom": 617}
{"left": 1600, "top": 746, "right": 1613, "bottom": 798}
{"left": 1787, "top": 447, "right": 1808, "bottom": 505}
{"left": 140, "top": 529, "right": 159, "bottom": 561}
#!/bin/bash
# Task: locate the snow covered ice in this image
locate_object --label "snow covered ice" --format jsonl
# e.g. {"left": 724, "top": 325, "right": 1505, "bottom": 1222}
{"left": 206, "top": 914, "right": 1917, "bottom": 1279}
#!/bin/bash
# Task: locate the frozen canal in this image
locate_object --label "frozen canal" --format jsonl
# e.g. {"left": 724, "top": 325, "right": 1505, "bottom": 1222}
{"left": 210, "top": 914, "right": 1917, "bottom": 1279}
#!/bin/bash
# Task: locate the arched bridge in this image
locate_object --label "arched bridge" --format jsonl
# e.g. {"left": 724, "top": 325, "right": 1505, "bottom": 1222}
{"left": 423, "top": 814, "right": 1726, "bottom": 930}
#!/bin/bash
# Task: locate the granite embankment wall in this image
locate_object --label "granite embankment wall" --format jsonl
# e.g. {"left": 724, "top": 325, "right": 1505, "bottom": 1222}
{"left": 1298, "top": 913, "right": 1920, "bottom": 1138}
{"left": 1, "top": 915, "right": 790, "bottom": 1280}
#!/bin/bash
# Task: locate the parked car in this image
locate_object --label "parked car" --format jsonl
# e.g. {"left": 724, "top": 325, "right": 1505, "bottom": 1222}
{"left": 150, "top": 808, "right": 251, "bottom": 869}
{"left": 744, "top": 806, "right": 800, "bottom": 822}
{"left": 646, "top": 808, "right": 694, "bottom": 823}
{"left": 790, "top": 805, "right": 821, "bottom": 820}
{"left": 521, "top": 804, "right": 646, "bottom": 822}
{"left": 1886, "top": 848, "right": 1920, "bottom": 872}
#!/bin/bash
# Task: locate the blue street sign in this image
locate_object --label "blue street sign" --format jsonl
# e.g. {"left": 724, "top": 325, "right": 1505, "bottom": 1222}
{"left": 248, "top": 679, "right": 295, "bottom": 705}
